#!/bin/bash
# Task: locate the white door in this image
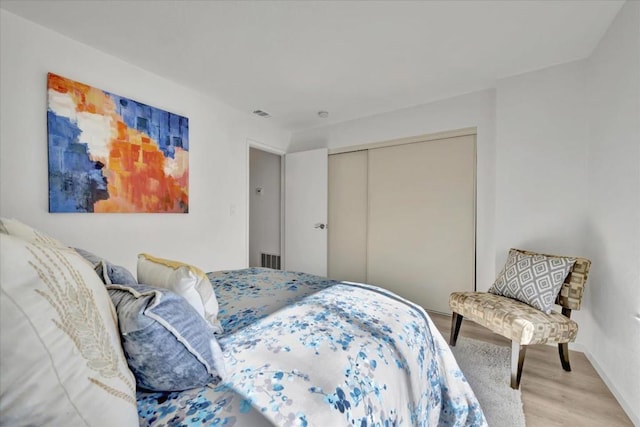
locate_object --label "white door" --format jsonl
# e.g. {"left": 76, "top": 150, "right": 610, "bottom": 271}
{"left": 284, "top": 148, "right": 328, "bottom": 276}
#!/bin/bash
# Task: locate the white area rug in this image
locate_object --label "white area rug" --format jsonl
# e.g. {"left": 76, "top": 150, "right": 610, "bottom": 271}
{"left": 450, "top": 338, "right": 526, "bottom": 427}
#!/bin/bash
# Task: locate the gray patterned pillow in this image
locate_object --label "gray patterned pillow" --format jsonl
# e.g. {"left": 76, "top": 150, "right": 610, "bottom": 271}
{"left": 489, "top": 249, "right": 576, "bottom": 314}
{"left": 74, "top": 247, "right": 137, "bottom": 285}
{"left": 107, "top": 283, "right": 225, "bottom": 391}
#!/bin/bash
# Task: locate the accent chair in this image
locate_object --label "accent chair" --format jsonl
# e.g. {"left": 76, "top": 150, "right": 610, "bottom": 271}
{"left": 449, "top": 248, "right": 591, "bottom": 389}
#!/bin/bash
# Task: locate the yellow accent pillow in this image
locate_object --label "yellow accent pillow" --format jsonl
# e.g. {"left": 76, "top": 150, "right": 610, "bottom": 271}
{"left": 137, "top": 253, "right": 222, "bottom": 333}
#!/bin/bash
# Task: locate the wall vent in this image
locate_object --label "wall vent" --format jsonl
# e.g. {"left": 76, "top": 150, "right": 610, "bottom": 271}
{"left": 252, "top": 109, "right": 271, "bottom": 118}
{"left": 261, "top": 253, "right": 281, "bottom": 270}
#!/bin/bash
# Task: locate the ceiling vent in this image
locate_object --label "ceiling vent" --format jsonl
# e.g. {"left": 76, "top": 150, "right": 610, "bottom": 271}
{"left": 252, "top": 109, "right": 271, "bottom": 118}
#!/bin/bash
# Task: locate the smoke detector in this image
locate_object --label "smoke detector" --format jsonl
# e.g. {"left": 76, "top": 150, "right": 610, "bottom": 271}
{"left": 318, "top": 111, "right": 329, "bottom": 118}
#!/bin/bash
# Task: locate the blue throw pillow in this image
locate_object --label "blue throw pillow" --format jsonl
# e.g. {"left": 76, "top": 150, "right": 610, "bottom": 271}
{"left": 96, "top": 260, "right": 137, "bottom": 285}
{"left": 74, "top": 247, "right": 137, "bottom": 285}
{"left": 107, "top": 283, "right": 225, "bottom": 391}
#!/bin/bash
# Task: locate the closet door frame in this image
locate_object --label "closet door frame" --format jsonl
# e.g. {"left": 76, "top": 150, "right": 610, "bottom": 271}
{"left": 328, "top": 127, "right": 477, "bottom": 312}
{"left": 330, "top": 127, "right": 477, "bottom": 155}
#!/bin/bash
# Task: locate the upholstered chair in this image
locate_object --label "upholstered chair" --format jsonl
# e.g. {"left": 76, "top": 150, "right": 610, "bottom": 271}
{"left": 449, "top": 248, "right": 591, "bottom": 389}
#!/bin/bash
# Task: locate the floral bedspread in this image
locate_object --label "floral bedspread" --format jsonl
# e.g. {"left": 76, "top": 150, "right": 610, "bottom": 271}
{"left": 137, "top": 268, "right": 486, "bottom": 426}
{"left": 209, "top": 268, "right": 340, "bottom": 335}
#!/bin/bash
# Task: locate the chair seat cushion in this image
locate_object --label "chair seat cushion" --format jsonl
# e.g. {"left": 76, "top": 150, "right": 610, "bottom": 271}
{"left": 449, "top": 292, "right": 578, "bottom": 345}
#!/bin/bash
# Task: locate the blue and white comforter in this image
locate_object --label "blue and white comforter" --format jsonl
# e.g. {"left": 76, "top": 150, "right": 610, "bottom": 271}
{"left": 138, "top": 268, "right": 486, "bottom": 426}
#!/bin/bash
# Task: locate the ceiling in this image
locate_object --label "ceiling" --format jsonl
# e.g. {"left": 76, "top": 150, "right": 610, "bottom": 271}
{"left": 0, "top": 0, "right": 624, "bottom": 132}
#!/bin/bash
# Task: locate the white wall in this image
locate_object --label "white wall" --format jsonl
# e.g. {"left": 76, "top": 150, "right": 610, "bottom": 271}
{"left": 249, "top": 148, "right": 282, "bottom": 267}
{"left": 489, "top": 4, "right": 639, "bottom": 420}
{"left": 584, "top": 1, "right": 640, "bottom": 423}
{"left": 290, "top": 90, "right": 497, "bottom": 289}
{"left": 0, "top": 10, "right": 290, "bottom": 274}
{"left": 495, "top": 60, "right": 589, "bottom": 266}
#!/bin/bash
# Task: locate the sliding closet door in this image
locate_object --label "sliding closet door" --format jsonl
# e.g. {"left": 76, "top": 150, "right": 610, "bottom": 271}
{"left": 367, "top": 135, "right": 475, "bottom": 313}
{"left": 328, "top": 150, "right": 368, "bottom": 283}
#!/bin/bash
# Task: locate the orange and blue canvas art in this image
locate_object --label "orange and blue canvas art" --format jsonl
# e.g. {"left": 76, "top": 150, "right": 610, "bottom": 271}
{"left": 47, "top": 73, "right": 189, "bottom": 213}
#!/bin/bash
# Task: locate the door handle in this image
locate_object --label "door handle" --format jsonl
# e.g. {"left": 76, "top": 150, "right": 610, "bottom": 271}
{"left": 314, "top": 223, "right": 327, "bottom": 230}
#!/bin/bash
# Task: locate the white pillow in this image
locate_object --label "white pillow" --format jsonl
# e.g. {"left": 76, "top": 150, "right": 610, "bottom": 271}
{"left": 137, "top": 253, "right": 223, "bottom": 333}
{"left": 0, "top": 217, "right": 67, "bottom": 248}
{"left": 0, "top": 233, "right": 138, "bottom": 426}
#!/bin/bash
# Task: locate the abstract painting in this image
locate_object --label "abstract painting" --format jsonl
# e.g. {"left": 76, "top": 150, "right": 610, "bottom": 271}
{"left": 47, "top": 73, "right": 189, "bottom": 213}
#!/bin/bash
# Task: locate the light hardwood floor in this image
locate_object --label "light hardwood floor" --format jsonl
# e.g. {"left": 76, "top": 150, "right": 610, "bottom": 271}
{"left": 428, "top": 312, "right": 633, "bottom": 427}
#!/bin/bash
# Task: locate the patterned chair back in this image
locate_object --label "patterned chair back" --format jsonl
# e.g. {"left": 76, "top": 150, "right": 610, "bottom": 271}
{"left": 512, "top": 248, "right": 591, "bottom": 311}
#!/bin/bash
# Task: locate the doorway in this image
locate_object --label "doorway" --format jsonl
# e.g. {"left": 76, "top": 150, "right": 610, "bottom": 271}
{"left": 249, "top": 147, "right": 282, "bottom": 269}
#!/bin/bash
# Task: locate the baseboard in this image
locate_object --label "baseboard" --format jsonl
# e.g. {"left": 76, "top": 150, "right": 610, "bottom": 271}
{"left": 536, "top": 342, "right": 636, "bottom": 425}
{"left": 582, "top": 349, "right": 639, "bottom": 426}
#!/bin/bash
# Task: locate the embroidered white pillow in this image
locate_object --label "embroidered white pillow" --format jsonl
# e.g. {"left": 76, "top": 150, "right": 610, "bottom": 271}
{"left": 0, "top": 217, "right": 67, "bottom": 249}
{"left": 0, "top": 233, "right": 138, "bottom": 426}
{"left": 137, "top": 253, "right": 223, "bottom": 333}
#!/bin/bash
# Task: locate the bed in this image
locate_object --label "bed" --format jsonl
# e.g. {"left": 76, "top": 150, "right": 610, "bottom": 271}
{"left": 0, "top": 217, "right": 484, "bottom": 426}
{"left": 137, "top": 268, "right": 486, "bottom": 426}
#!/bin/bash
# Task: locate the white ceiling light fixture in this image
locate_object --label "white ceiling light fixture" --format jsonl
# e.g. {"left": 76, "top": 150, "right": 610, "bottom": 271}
{"left": 317, "top": 111, "right": 329, "bottom": 118}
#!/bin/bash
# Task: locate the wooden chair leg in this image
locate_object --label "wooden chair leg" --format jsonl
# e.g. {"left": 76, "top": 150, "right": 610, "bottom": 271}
{"left": 558, "top": 342, "right": 571, "bottom": 371}
{"left": 450, "top": 312, "right": 463, "bottom": 346}
{"left": 510, "top": 341, "right": 527, "bottom": 389}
